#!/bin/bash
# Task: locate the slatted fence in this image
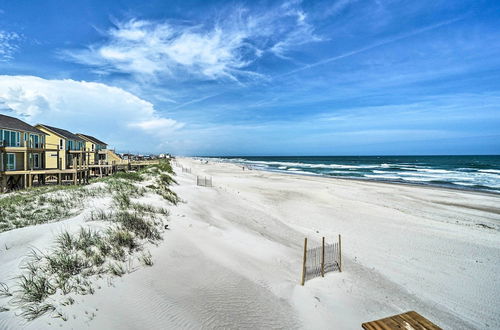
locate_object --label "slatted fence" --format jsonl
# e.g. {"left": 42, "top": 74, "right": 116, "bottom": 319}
{"left": 301, "top": 236, "right": 342, "bottom": 285}
{"left": 197, "top": 176, "right": 212, "bottom": 187}
{"left": 181, "top": 166, "right": 191, "bottom": 174}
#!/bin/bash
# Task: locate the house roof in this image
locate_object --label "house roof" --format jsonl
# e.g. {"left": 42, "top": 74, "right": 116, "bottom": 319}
{"left": 0, "top": 114, "right": 47, "bottom": 135}
{"left": 37, "top": 124, "right": 84, "bottom": 141}
{"left": 76, "top": 133, "right": 107, "bottom": 146}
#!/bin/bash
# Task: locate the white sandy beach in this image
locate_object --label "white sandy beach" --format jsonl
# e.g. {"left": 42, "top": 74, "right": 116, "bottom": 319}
{"left": 1, "top": 157, "right": 499, "bottom": 329}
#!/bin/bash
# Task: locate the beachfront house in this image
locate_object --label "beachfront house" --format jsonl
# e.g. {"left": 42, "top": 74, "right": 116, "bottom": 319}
{"left": 35, "top": 124, "right": 85, "bottom": 169}
{"left": 76, "top": 133, "right": 108, "bottom": 165}
{"left": 0, "top": 114, "right": 52, "bottom": 190}
{"left": 0, "top": 114, "right": 48, "bottom": 171}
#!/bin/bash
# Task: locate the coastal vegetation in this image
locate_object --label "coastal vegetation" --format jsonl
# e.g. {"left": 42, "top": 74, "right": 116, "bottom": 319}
{"left": 0, "top": 184, "right": 100, "bottom": 233}
{"left": 0, "top": 161, "right": 179, "bottom": 321}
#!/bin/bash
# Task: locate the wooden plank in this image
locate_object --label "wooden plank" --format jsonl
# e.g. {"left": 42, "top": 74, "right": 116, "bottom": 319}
{"left": 338, "top": 234, "right": 342, "bottom": 272}
{"left": 301, "top": 237, "right": 307, "bottom": 286}
{"left": 321, "top": 237, "right": 325, "bottom": 277}
{"left": 362, "top": 311, "right": 442, "bottom": 330}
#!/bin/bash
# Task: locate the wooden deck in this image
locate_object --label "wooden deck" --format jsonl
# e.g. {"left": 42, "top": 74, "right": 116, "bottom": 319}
{"left": 362, "top": 311, "right": 441, "bottom": 330}
{"left": 0, "top": 159, "right": 160, "bottom": 192}
{"left": 1, "top": 168, "right": 88, "bottom": 175}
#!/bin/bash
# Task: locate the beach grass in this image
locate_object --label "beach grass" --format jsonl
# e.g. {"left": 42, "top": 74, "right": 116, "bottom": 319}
{"left": 0, "top": 160, "right": 178, "bottom": 321}
{"left": 0, "top": 184, "right": 106, "bottom": 233}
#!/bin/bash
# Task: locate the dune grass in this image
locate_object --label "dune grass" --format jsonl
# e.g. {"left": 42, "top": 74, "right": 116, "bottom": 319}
{"left": 0, "top": 160, "right": 179, "bottom": 321}
{"left": 0, "top": 184, "right": 107, "bottom": 233}
{"left": 0, "top": 160, "right": 179, "bottom": 233}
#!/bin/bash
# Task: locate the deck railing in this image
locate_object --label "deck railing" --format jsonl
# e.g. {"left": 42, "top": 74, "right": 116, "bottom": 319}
{"left": 0, "top": 140, "right": 46, "bottom": 148}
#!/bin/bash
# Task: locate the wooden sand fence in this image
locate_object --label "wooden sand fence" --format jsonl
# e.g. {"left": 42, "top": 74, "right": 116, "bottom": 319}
{"left": 301, "top": 235, "right": 342, "bottom": 285}
{"left": 196, "top": 176, "right": 212, "bottom": 187}
{"left": 181, "top": 166, "right": 191, "bottom": 174}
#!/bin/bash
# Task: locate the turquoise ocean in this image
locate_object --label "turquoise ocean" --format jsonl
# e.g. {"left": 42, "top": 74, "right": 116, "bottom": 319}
{"left": 209, "top": 156, "right": 500, "bottom": 193}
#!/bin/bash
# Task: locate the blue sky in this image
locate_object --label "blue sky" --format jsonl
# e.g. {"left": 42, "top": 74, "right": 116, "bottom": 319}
{"left": 0, "top": 0, "right": 499, "bottom": 155}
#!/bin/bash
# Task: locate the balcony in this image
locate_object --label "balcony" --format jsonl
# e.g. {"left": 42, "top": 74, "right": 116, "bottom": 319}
{"left": 0, "top": 140, "right": 46, "bottom": 149}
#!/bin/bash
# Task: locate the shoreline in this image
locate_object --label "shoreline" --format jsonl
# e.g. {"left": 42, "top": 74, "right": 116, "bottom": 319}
{"left": 202, "top": 157, "right": 500, "bottom": 197}
{"left": 173, "top": 157, "right": 500, "bottom": 328}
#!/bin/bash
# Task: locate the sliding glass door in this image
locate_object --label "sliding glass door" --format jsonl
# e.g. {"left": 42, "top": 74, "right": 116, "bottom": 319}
{"left": 6, "top": 153, "right": 15, "bottom": 170}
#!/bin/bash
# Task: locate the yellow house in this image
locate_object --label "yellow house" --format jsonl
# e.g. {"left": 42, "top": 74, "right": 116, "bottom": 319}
{"left": 76, "top": 133, "right": 108, "bottom": 165}
{"left": 105, "top": 149, "right": 128, "bottom": 165}
{"left": 1, "top": 114, "right": 49, "bottom": 171}
{"left": 0, "top": 114, "right": 53, "bottom": 190}
{"left": 35, "top": 124, "right": 85, "bottom": 169}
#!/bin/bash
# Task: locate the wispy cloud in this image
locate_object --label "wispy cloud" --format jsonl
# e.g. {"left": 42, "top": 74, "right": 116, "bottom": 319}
{"left": 0, "top": 30, "right": 20, "bottom": 61}
{"left": 269, "top": 1, "right": 321, "bottom": 59}
{"left": 61, "top": 4, "right": 320, "bottom": 81}
{"left": 160, "top": 14, "right": 466, "bottom": 112}
{"left": 278, "top": 17, "right": 464, "bottom": 78}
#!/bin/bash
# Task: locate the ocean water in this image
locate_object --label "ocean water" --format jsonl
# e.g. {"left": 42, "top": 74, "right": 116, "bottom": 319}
{"left": 210, "top": 156, "right": 500, "bottom": 193}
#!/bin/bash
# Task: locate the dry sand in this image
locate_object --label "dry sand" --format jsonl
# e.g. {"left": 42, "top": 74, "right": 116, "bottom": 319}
{"left": 1, "top": 157, "right": 499, "bottom": 329}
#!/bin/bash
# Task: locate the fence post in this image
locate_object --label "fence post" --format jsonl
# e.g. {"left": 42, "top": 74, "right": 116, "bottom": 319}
{"left": 338, "top": 234, "right": 342, "bottom": 272}
{"left": 321, "top": 237, "right": 325, "bottom": 277}
{"left": 301, "top": 237, "right": 307, "bottom": 286}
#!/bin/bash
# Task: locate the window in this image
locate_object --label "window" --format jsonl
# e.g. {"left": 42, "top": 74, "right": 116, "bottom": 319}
{"left": 1, "top": 130, "right": 20, "bottom": 147}
{"left": 9, "top": 131, "right": 15, "bottom": 146}
{"left": 32, "top": 134, "right": 39, "bottom": 148}
{"left": 68, "top": 140, "right": 83, "bottom": 151}
{"left": 60, "top": 139, "right": 63, "bottom": 149}
{"left": 29, "top": 134, "right": 40, "bottom": 148}
{"left": 6, "top": 153, "right": 15, "bottom": 170}
{"left": 33, "top": 153, "right": 40, "bottom": 168}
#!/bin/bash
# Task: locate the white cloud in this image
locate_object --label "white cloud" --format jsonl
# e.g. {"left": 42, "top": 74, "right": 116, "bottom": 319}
{"left": 62, "top": 4, "right": 320, "bottom": 81}
{"left": 0, "top": 30, "right": 20, "bottom": 61}
{"left": 0, "top": 75, "right": 182, "bottom": 152}
{"left": 129, "top": 117, "right": 184, "bottom": 131}
{"left": 270, "top": 3, "right": 321, "bottom": 58}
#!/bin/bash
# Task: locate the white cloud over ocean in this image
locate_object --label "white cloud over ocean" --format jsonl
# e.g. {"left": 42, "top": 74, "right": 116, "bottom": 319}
{"left": 0, "top": 75, "right": 182, "bottom": 151}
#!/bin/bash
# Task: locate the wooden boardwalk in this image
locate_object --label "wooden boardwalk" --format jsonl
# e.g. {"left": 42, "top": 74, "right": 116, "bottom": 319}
{"left": 362, "top": 311, "right": 441, "bottom": 330}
